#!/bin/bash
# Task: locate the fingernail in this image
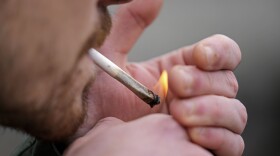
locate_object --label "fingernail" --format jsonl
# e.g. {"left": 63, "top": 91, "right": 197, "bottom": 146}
{"left": 178, "top": 68, "right": 194, "bottom": 95}
{"left": 203, "top": 46, "right": 217, "bottom": 68}
{"left": 190, "top": 127, "right": 205, "bottom": 141}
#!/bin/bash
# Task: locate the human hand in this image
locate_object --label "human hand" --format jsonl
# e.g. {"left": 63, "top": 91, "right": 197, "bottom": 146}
{"left": 65, "top": 114, "right": 213, "bottom": 156}
{"left": 167, "top": 35, "right": 247, "bottom": 156}
{"left": 74, "top": 0, "right": 165, "bottom": 137}
{"left": 81, "top": 0, "right": 247, "bottom": 155}
{"left": 92, "top": 33, "right": 247, "bottom": 155}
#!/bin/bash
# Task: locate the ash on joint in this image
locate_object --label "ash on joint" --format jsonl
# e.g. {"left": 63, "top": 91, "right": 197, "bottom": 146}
{"left": 148, "top": 94, "right": 160, "bottom": 108}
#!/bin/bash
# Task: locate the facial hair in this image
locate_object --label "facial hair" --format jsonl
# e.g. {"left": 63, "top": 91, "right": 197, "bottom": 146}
{"left": 85, "top": 6, "right": 112, "bottom": 50}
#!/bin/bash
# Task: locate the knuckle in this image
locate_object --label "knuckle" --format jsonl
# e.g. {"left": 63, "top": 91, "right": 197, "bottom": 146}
{"left": 234, "top": 99, "right": 248, "bottom": 132}
{"left": 233, "top": 41, "right": 242, "bottom": 64}
{"left": 195, "top": 97, "right": 222, "bottom": 120}
{"left": 191, "top": 99, "right": 206, "bottom": 117}
{"left": 214, "top": 128, "right": 227, "bottom": 150}
{"left": 126, "top": 7, "right": 148, "bottom": 29}
{"left": 237, "top": 135, "right": 245, "bottom": 156}
{"left": 211, "top": 98, "right": 224, "bottom": 120}
{"left": 225, "top": 71, "right": 239, "bottom": 97}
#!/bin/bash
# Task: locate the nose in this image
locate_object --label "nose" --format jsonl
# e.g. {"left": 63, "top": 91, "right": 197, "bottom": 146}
{"left": 99, "top": 0, "right": 132, "bottom": 6}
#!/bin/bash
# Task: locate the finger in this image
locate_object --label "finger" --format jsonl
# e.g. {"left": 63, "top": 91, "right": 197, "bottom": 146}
{"left": 145, "top": 34, "right": 241, "bottom": 72}
{"left": 189, "top": 127, "right": 245, "bottom": 156}
{"left": 170, "top": 95, "right": 247, "bottom": 134}
{"left": 169, "top": 66, "right": 238, "bottom": 98}
{"left": 100, "top": 0, "right": 163, "bottom": 57}
{"left": 193, "top": 34, "right": 241, "bottom": 70}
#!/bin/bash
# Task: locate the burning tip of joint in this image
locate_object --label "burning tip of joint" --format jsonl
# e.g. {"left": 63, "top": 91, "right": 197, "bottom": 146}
{"left": 148, "top": 94, "right": 160, "bottom": 108}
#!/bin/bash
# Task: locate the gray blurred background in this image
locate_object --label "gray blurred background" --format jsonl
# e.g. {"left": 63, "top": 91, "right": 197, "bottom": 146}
{"left": 1, "top": 0, "right": 280, "bottom": 155}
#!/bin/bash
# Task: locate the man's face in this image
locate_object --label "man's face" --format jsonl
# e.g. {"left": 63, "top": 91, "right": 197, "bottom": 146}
{"left": 0, "top": 0, "right": 131, "bottom": 138}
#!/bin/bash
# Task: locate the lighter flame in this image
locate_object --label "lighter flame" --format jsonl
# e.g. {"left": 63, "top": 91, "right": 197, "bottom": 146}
{"left": 154, "top": 70, "right": 168, "bottom": 101}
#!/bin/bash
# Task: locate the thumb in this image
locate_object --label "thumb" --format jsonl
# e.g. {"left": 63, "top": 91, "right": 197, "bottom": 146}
{"left": 100, "top": 0, "right": 163, "bottom": 65}
{"left": 144, "top": 34, "right": 241, "bottom": 73}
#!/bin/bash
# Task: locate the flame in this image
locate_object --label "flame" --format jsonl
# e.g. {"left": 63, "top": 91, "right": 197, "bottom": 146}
{"left": 154, "top": 70, "right": 168, "bottom": 101}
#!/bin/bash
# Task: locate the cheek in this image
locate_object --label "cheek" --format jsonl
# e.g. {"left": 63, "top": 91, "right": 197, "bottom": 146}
{"left": 56, "top": 55, "right": 96, "bottom": 107}
{"left": 33, "top": 1, "right": 101, "bottom": 109}
{"left": 37, "top": 1, "right": 101, "bottom": 91}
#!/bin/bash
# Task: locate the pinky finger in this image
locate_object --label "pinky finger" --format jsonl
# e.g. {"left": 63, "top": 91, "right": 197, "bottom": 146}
{"left": 188, "top": 127, "right": 245, "bottom": 156}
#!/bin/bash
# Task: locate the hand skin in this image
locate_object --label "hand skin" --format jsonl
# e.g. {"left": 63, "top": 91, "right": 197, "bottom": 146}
{"left": 0, "top": 0, "right": 247, "bottom": 155}
{"left": 65, "top": 114, "right": 213, "bottom": 156}
{"left": 83, "top": 0, "right": 247, "bottom": 155}
{"left": 167, "top": 35, "right": 246, "bottom": 156}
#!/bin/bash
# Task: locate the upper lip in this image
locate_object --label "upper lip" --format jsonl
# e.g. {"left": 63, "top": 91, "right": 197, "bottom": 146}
{"left": 98, "top": 0, "right": 132, "bottom": 6}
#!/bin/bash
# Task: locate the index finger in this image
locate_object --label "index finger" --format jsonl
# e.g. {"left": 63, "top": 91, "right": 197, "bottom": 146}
{"left": 193, "top": 34, "right": 242, "bottom": 71}
{"left": 145, "top": 34, "right": 241, "bottom": 73}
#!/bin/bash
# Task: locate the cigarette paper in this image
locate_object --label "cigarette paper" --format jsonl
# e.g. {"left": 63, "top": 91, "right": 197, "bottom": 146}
{"left": 88, "top": 48, "right": 160, "bottom": 108}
